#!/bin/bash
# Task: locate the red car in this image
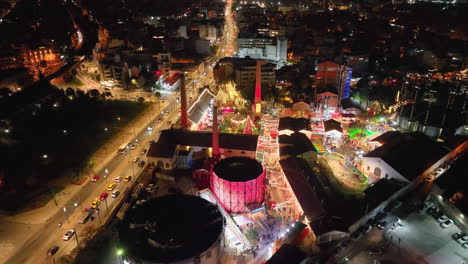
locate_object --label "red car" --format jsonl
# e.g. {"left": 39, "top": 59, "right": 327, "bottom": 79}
{"left": 92, "top": 175, "right": 100, "bottom": 182}
{"left": 100, "top": 192, "right": 108, "bottom": 200}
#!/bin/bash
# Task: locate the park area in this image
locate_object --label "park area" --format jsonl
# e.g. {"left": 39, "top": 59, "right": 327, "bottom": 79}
{"left": 0, "top": 83, "right": 147, "bottom": 211}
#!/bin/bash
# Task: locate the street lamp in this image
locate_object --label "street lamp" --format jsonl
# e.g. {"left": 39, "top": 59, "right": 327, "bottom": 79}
{"left": 117, "top": 248, "right": 124, "bottom": 264}
{"left": 104, "top": 127, "right": 108, "bottom": 132}
{"left": 43, "top": 154, "right": 48, "bottom": 159}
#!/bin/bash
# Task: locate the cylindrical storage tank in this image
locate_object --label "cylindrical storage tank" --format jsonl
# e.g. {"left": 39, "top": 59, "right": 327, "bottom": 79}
{"left": 210, "top": 157, "right": 265, "bottom": 213}
{"left": 118, "top": 195, "right": 224, "bottom": 264}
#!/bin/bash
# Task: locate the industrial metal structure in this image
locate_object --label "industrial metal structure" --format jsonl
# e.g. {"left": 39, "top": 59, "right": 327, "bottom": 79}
{"left": 210, "top": 157, "right": 266, "bottom": 213}
{"left": 118, "top": 195, "right": 224, "bottom": 264}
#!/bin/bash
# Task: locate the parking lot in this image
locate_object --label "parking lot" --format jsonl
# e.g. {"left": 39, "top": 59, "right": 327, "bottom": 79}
{"left": 338, "top": 194, "right": 468, "bottom": 264}
{"left": 384, "top": 205, "right": 468, "bottom": 264}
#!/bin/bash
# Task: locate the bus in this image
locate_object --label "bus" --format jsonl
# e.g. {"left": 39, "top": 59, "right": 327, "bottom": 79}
{"left": 117, "top": 142, "right": 129, "bottom": 154}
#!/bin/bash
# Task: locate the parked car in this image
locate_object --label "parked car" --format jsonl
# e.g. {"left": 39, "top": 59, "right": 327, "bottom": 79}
{"left": 167, "top": 121, "right": 172, "bottom": 125}
{"left": 453, "top": 232, "right": 464, "bottom": 240}
{"left": 423, "top": 201, "right": 434, "bottom": 211}
{"left": 133, "top": 157, "right": 140, "bottom": 163}
{"left": 115, "top": 176, "right": 122, "bottom": 183}
{"left": 462, "top": 243, "right": 468, "bottom": 249}
{"left": 107, "top": 183, "right": 117, "bottom": 191}
{"left": 456, "top": 235, "right": 468, "bottom": 244}
{"left": 62, "top": 230, "right": 75, "bottom": 241}
{"left": 111, "top": 190, "right": 120, "bottom": 198}
{"left": 136, "top": 199, "right": 147, "bottom": 205}
{"left": 91, "top": 199, "right": 101, "bottom": 209}
{"left": 130, "top": 143, "right": 138, "bottom": 150}
{"left": 441, "top": 219, "right": 454, "bottom": 228}
{"left": 47, "top": 246, "right": 59, "bottom": 256}
{"left": 124, "top": 175, "right": 132, "bottom": 182}
{"left": 140, "top": 149, "right": 147, "bottom": 155}
{"left": 351, "top": 230, "right": 363, "bottom": 241}
{"left": 99, "top": 192, "right": 108, "bottom": 200}
{"left": 385, "top": 201, "right": 402, "bottom": 212}
{"left": 437, "top": 215, "right": 449, "bottom": 223}
{"left": 138, "top": 160, "right": 146, "bottom": 168}
{"left": 157, "top": 118, "right": 162, "bottom": 123}
{"left": 427, "top": 206, "right": 440, "bottom": 216}
{"left": 368, "top": 247, "right": 383, "bottom": 256}
{"left": 424, "top": 174, "right": 435, "bottom": 183}
{"left": 92, "top": 175, "right": 100, "bottom": 182}
{"left": 363, "top": 224, "right": 373, "bottom": 233}
{"left": 375, "top": 212, "right": 387, "bottom": 221}
{"left": 147, "top": 187, "right": 157, "bottom": 193}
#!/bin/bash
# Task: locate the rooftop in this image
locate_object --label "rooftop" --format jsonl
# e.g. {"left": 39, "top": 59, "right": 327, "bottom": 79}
{"left": 278, "top": 117, "right": 311, "bottom": 132}
{"left": 187, "top": 88, "right": 215, "bottom": 125}
{"left": 323, "top": 119, "right": 343, "bottom": 133}
{"left": 266, "top": 244, "right": 307, "bottom": 264}
{"left": 152, "top": 129, "right": 258, "bottom": 154}
{"left": 369, "top": 131, "right": 402, "bottom": 145}
{"left": 279, "top": 132, "right": 316, "bottom": 157}
{"left": 364, "top": 132, "right": 451, "bottom": 180}
{"left": 147, "top": 142, "right": 177, "bottom": 158}
{"left": 280, "top": 156, "right": 325, "bottom": 222}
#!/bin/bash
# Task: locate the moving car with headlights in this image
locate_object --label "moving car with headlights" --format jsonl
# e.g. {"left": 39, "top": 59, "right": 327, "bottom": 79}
{"left": 62, "top": 230, "right": 75, "bottom": 241}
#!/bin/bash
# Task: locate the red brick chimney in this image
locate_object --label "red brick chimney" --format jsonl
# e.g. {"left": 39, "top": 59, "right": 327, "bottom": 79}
{"left": 180, "top": 74, "right": 188, "bottom": 129}
{"left": 212, "top": 104, "right": 220, "bottom": 158}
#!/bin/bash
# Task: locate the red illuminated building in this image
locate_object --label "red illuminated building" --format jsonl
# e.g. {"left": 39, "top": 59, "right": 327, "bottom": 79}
{"left": 210, "top": 157, "right": 265, "bottom": 213}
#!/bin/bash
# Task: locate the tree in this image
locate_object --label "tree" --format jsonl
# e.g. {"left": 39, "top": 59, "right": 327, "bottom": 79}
{"left": 154, "top": 91, "right": 161, "bottom": 99}
{"left": 89, "top": 89, "right": 100, "bottom": 98}
{"left": 0, "top": 87, "right": 12, "bottom": 98}
{"left": 137, "top": 97, "right": 145, "bottom": 103}
{"left": 65, "top": 87, "right": 75, "bottom": 97}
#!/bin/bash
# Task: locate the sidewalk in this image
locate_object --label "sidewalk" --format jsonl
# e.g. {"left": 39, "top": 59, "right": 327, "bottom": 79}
{"left": 3, "top": 101, "right": 160, "bottom": 225}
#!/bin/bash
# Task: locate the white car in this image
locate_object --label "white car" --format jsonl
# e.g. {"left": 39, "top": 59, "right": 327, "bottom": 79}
{"left": 111, "top": 190, "right": 120, "bottom": 198}
{"left": 115, "top": 176, "right": 122, "bottom": 183}
{"left": 437, "top": 215, "right": 449, "bottom": 223}
{"left": 463, "top": 243, "right": 468, "bottom": 249}
{"left": 457, "top": 235, "right": 468, "bottom": 244}
{"left": 62, "top": 230, "right": 75, "bottom": 241}
{"left": 441, "top": 219, "right": 454, "bottom": 228}
{"left": 133, "top": 157, "right": 140, "bottom": 163}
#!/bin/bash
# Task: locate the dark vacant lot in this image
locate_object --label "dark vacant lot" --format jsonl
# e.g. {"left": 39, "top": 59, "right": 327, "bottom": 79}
{"left": 0, "top": 84, "right": 147, "bottom": 211}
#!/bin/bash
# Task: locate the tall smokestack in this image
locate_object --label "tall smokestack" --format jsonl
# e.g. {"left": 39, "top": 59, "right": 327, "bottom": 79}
{"left": 180, "top": 74, "right": 188, "bottom": 129}
{"left": 212, "top": 105, "right": 220, "bottom": 158}
{"left": 254, "top": 60, "right": 262, "bottom": 113}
